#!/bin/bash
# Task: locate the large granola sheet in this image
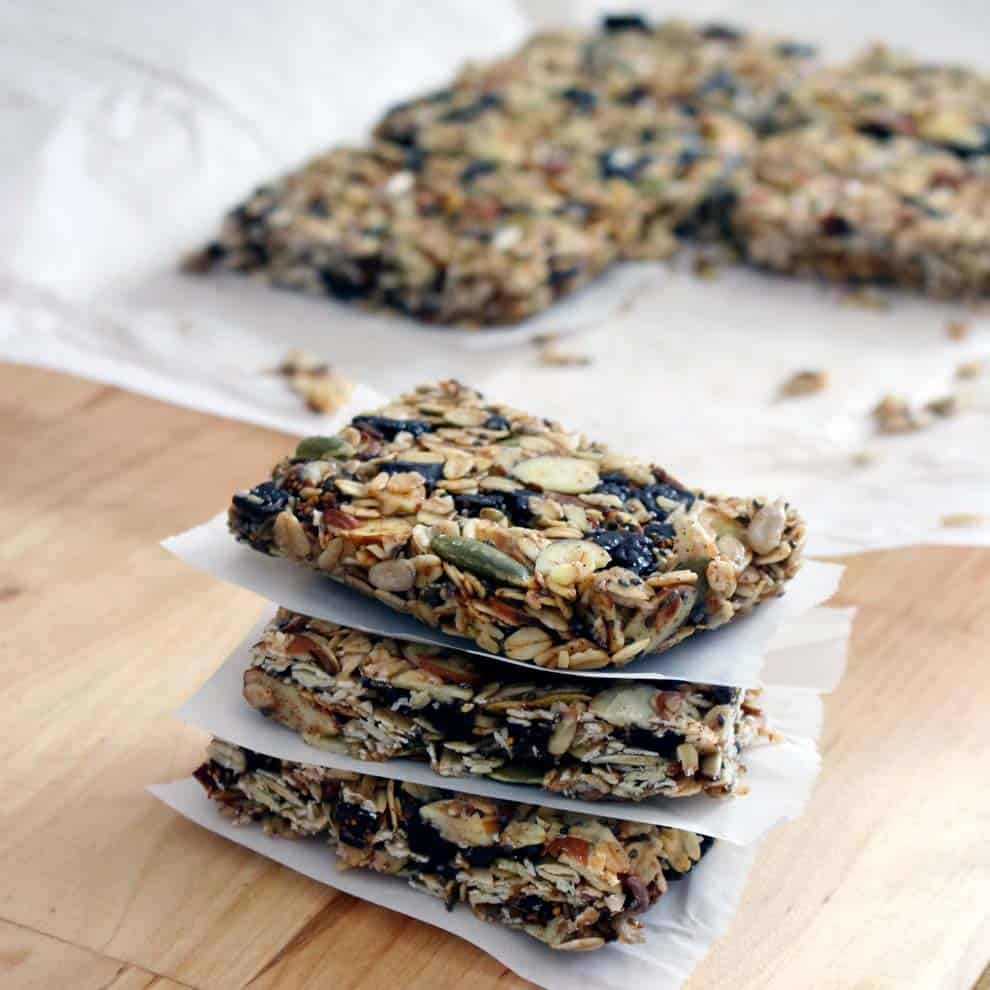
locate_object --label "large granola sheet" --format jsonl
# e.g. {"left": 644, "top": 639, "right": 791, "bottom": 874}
{"left": 163, "top": 513, "right": 849, "bottom": 689}
{"left": 151, "top": 775, "right": 761, "bottom": 990}
{"left": 176, "top": 613, "right": 826, "bottom": 843}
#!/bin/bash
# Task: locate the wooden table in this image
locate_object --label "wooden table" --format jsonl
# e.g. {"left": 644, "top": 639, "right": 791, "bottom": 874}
{"left": 2, "top": 362, "right": 989, "bottom": 990}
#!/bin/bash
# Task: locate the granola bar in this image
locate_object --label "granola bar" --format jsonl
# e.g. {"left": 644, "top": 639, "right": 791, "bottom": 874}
{"left": 245, "top": 608, "right": 768, "bottom": 801}
{"left": 228, "top": 381, "right": 805, "bottom": 670}
{"left": 186, "top": 18, "right": 815, "bottom": 323}
{"left": 731, "top": 124, "right": 990, "bottom": 295}
{"left": 196, "top": 739, "right": 712, "bottom": 950}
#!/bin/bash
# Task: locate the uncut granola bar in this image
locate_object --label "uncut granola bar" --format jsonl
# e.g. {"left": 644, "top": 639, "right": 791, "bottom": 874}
{"left": 245, "top": 608, "right": 769, "bottom": 801}
{"left": 196, "top": 739, "right": 712, "bottom": 950}
{"left": 186, "top": 17, "right": 814, "bottom": 324}
{"left": 229, "top": 381, "right": 805, "bottom": 670}
{"left": 731, "top": 124, "right": 990, "bottom": 295}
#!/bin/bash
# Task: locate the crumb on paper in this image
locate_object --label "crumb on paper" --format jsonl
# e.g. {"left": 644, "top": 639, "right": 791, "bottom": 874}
{"left": 923, "top": 395, "right": 959, "bottom": 418}
{"left": 842, "top": 287, "right": 891, "bottom": 310}
{"left": 871, "top": 394, "right": 931, "bottom": 433}
{"left": 851, "top": 449, "right": 877, "bottom": 467}
{"left": 777, "top": 369, "right": 829, "bottom": 399}
{"left": 940, "top": 511, "right": 986, "bottom": 528}
{"left": 271, "top": 349, "right": 353, "bottom": 414}
{"left": 533, "top": 333, "right": 593, "bottom": 368}
{"left": 946, "top": 320, "right": 970, "bottom": 341}
{"left": 692, "top": 253, "right": 721, "bottom": 280}
{"left": 957, "top": 359, "right": 985, "bottom": 380}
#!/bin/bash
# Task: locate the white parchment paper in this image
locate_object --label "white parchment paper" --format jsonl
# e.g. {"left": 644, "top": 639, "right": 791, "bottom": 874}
{"left": 163, "top": 513, "right": 847, "bottom": 689}
{"left": 151, "top": 776, "right": 761, "bottom": 990}
{"left": 176, "top": 613, "right": 824, "bottom": 843}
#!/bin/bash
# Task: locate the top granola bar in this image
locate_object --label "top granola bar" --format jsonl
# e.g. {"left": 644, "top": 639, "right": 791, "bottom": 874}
{"left": 229, "top": 381, "right": 805, "bottom": 670}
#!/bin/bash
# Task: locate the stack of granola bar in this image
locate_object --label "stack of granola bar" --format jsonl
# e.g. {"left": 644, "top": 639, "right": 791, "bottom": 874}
{"left": 176, "top": 379, "right": 816, "bottom": 954}
{"left": 187, "top": 16, "right": 990, "bottom": 320}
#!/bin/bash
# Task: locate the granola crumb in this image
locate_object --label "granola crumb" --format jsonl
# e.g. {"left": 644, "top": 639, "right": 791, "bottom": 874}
{"left": 946, "top": 320, "right": 970, "bottom": 341}
{"left": 871, "top": 394, "right": 931, "bottom": 433}
{"left": 923, "top": 394, "right": 959, "bottom": 418}
{"left": 534, "top": 333, "right": 593, "bottom": 368}
{"left": 271, "top": 349, "right": 353, "bottom": 414}
{"left": 777, "top": 369, "right": 829, "bottom": 399}
{"left": 842, "top": 287, "right": 890, "bottom": 310}
{"left": 692, "top": 253, "right": 721, "bottom": 280}
{"left": 940, "top": 512, "right": 986, "bottom": 528}
{"left": 957, "top": 358, "right": 985, "bottom": 380}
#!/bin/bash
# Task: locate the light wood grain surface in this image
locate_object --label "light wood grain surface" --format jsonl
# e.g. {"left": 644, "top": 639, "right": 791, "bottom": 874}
{"left": 2, "top": 362, "right": 988, "bottom": 990}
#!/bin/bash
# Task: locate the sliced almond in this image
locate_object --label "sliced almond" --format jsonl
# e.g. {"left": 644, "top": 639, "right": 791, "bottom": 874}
{"left": 512, "top": 455, "right": 600, "bottom": 494}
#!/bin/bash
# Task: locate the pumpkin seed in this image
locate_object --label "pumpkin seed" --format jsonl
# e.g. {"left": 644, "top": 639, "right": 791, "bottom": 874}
{"left": 430, "top": 534, "right": 532, "bottom": 585}
{"left": 488, "top": 764, "right": 547, "bottom": 785}
{"left": 294, "top": 435, "right": 354, "bottom": 460}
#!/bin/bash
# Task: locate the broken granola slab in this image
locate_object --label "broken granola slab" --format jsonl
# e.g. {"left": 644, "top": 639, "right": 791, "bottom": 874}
{"left": 244, "top": 608, "right": 768, "bottom": 801}
{"left": 195, "top": 739, "right": 712, "bottom": 950}
{"left": 186, "top": 18, "right": 817, "bottom": 324}
{"left": 228, "top": 381, "right": 805, "bottom": 670}
{"left": 731, "top": 124, "right": 990, "bottom": 296}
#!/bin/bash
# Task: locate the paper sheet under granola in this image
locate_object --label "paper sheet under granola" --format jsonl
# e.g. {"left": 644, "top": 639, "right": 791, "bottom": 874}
{"left": 164, "top": 514, "right": 846, "bottom": 688}
{"left": 176, "top": 614, "right": 824, "bottom": 843}
{"left": 152, "top": 776, "right": 759, "bottom": 990}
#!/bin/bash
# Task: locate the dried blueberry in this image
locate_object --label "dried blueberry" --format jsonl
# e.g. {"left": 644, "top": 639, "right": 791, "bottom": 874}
{"left": 483, "top": 413, "right": 510, "bottom": 432}
{"left": 232, "top": 481, "right": 290, "bottom": 522}
{"left": 464, "top": 845, "right": 502, "bottom": 867}
{"left": 589, "top": 529, "right": 658, "bottom": 576}
{"left": 676, "top": 141, "right": 704, "bottom": 169}
{"left": 688, "top": 598, "right": 708, "bottom": 626}
{"left": 334, "top": 801, "right": 379, "bottom": 848}
{"left": 562, "top": 87, "right": 597, "bottom": 111}
{"left": 701, "top": 22, "right": 743, "bottom": 41}
{"left": 512, "top": 894, "right": 557, "bottom": 924}
{"left": 710, "top": 685, "right": 738, "bottom": 706}
{"left": 602, "top": 13, "right": 649, "bottom": 32}
{"left": 307, "top": 199, "right": 329, "bottom": 217}
{"left": 938, "top": 125, "right": 990, "bottom": 159}
{"left": 243, "top": 750, "right": 282, "bottom": 774}
{"left": 460, "top": 159, "right": 497, "bottom": 185}
{"left": 452, "top": 490, "right": 534, "bottom": 526}
{"left": 644, "top": 520, "right": 675, "bottom": 542}
{"left": 857, "top": 121, "right": 895, "bottom": 142}
{"left": 375, "top": 460, "right": 445, "bottom": 485}
{"left": 638, "top": 482, "right": 695, "bottom": 515}
{"left": 598, "top": 149, "right": 652, "bottom": 180}
{"left": 442, "top": 92, "right": 501, "bottom": 123}
{"left": 351, "top": 415, "right": 434, "bottom": 440}
{"left": 820, "top": 214, "right": 853, "bottom": 237}
{"left": 204, "top": 241, "right": 227, "bottom": 261}
{"left": 404, "top": 811, "right": 459, "bottom": 876}
{"left": 776, "top": 40, "right": 816, "bottom": 58}
{"left": 626, "top": 728, "right": 682, "bottom": 757}
{"left": 595, "top": 472, "right": 635, "bottom": 503}
{"left": 422, "top": 700, "right": 476, "bottom": 741}
{"left": 697, "top": 69, "right": 738, "bottom": 97}
{"left": 620, "top": 85, "right": 650, "bottom": 105}
{"left": 507, "top": 719, "right": 556, "bottom": 768}
{"left": 319, "top": 267, "right": 367, "bottom": 301}
{"left": 549, "top": 264, "right": 582, "bottom": 288}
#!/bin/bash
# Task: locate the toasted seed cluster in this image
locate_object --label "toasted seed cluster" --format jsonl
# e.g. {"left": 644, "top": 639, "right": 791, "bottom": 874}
{"left": 187, "top": 19, "right": 990, "bottom": 320}
{"left": 228, "top": 381, "right": 805, "bottom": 669}
{"left": 245, "top": 608, "right": 768, "bottom": 800}
{"left": 196, "top": 740, "right": 712, "bottom": 950}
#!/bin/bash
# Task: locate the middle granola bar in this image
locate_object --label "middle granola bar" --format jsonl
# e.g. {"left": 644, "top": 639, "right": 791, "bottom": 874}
{"left": 245, "top": 608, "right": 768, "bottom": 801}
{"left": 229, "top": 380, "right": 806, "bottom": 670}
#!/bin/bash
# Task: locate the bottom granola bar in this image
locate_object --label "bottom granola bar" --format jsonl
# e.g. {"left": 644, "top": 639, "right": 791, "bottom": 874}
{"left": 196, "top": 740, "right": 712, "bottom": 951}
{"left": 246, "top": 609, "right": 768, "bottom": 801}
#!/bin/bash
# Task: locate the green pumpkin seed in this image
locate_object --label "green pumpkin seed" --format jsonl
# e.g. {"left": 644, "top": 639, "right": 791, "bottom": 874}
{"left": 488, "top": 764, "right": 546, "bottom": 785}
{"left": 430, "top": 534, "right": 532, "bottom": 586}
{"left": 294, "top": 435, "right": 354, "bottom": 460}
